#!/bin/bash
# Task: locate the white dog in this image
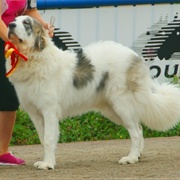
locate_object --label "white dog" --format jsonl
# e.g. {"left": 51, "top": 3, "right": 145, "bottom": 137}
{"left": 6, "top": 15, "right": 180, "bottom": 170}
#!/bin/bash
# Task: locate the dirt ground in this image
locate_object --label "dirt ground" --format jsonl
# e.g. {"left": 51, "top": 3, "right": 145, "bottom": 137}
{"left": 1, "top": 137, "right": 180, "bottom": 180}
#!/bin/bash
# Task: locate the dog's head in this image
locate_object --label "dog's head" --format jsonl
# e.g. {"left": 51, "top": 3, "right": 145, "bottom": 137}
{"left": 8, "top": 15, "right": 47, "bottom": 52}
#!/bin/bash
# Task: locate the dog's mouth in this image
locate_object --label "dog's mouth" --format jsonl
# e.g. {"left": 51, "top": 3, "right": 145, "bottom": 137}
{"left": 8, "top": 31, "right": 23, "bottom": 43}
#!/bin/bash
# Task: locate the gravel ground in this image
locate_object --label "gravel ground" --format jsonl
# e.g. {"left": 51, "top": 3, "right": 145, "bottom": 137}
{"left": 1, "top": 136, "right": 180, "bottom": 180}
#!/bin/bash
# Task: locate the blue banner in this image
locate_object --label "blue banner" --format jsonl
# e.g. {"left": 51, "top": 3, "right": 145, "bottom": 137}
{"left": 37, "top": 0, "right": 180, "bottom": 9}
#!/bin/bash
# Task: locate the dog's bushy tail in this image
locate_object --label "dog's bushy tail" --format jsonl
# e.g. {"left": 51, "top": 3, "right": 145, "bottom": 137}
{"left": 139, "top": 82, "right": 180, "bottom": 131}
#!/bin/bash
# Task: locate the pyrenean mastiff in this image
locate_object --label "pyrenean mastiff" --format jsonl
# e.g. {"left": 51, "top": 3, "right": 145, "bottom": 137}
{"left": 6, "top": 15, "right": 180, "bottom": 170}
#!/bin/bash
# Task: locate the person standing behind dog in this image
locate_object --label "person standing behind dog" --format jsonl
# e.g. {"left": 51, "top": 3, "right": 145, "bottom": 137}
{"left": 0, "top": 0, "right": 54, "bottom": 165}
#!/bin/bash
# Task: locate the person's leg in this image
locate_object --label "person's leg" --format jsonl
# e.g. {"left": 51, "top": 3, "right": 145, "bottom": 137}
{"left": 0, "top": 110, "right": 25, "bottom": 165}
{"left": 0, "top": 39, "right": 25, "bottom": 165}
{"left": 0, "top": 111, "right": 16, "bottom": 155}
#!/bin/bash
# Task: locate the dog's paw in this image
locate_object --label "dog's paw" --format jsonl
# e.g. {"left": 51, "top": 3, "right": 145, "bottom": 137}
{"left": 34, "top": 161, "right": 54, "bottom": 170}
{"left": 118, "top": 156, "right": 139, "bottom": 165}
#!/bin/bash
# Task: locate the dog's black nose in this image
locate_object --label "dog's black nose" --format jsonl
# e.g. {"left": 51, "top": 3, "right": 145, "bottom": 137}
{"left": 9, "top": 22, "right": 16, "bottom": 29}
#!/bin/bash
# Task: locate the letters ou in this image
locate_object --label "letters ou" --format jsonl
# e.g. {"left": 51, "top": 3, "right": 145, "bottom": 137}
{"left": 150, "top": 64, "right": 179, "bottom": 79}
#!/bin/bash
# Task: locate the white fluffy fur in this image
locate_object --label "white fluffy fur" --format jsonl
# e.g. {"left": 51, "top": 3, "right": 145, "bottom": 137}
{"left": 6, "top": 16, "right": 180, "bottom": 170}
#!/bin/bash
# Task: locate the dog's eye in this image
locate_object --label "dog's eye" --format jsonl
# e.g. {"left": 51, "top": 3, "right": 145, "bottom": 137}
{"left": 23, "top": 20, "right": 30, "bottom": 25}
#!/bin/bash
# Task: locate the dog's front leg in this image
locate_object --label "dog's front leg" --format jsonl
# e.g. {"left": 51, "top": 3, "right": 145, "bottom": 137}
{"left": 34, "top": 112, "right": 59, "bottom": 170}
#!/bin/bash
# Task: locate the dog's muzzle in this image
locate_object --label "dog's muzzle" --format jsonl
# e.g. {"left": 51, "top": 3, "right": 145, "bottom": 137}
{"left": 9, "top": 22, "right": 16, "bottom": 29}
{"left": 8, "top": 22, "right": 23, "bottom": 43}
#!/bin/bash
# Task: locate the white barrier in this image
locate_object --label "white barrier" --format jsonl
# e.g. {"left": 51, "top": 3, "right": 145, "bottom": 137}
{"left": 39, "top": 3, "right": 180, "bottom": 82}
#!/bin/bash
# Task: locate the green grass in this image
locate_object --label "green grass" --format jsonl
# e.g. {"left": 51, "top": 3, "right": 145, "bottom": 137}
{"left": 11, "top": 109, "right": 180, "bottom": 146}
{"left": 11, "top": 109, "right": 40, "bottom": 145}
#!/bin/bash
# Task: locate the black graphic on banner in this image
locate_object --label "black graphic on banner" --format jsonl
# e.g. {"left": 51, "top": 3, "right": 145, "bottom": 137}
{"left": 52, "top": 28, "right": 81, "bottom": 51}
{"left": 132, "top": 13, "right": 180, "bottom": 81}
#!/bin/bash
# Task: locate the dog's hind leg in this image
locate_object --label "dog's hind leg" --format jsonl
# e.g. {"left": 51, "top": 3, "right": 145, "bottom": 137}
{"left": 100, "top": 103, "right": 144, "bottom": 164}
{"left": 111, "top": 98, "right": 143, "bottom": 165}
{"left": 34, "top": 110, "right": 60, "bottom": 170}
{"left": 118, "top": 117, "right": 143, "bottom": 164}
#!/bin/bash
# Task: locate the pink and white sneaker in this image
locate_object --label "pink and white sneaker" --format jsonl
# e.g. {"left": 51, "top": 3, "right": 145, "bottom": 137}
{"left": 0, "top": 152, "right": 25, "bottom": 165}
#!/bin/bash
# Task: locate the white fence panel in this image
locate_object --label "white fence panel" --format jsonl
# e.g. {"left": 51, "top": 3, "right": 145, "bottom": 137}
{"left": 39, "top": 3, "right": 180, "bottom": 82}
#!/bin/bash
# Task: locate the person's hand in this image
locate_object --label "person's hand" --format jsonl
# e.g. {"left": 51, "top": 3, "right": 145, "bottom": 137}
{"left": 47, "top": 24, "right": 54, "bottom": 37}
{"left": 4, "top": 43, "right": 10, "bottom": 52}
{"left": 44, "top": 16, "right": 55, "bottom": 37}
{"left": 44, "top": 23, "right": 54, "bottom": 37}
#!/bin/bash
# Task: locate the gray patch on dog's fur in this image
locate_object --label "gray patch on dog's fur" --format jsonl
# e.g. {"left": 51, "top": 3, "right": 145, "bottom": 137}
{"left": 96, "top": 72, "right": 109, "bottom": 92}
{"left": 23, "top": 17, "right": 33, "bottom": 36}
{"left": 33, "top": 19, "right": 46, "bottom": 51}
{"left": 126, "top": 56, "right": 143, "bottom": 92}
{"left": 73, "top": 49, "right": 95, "bottom": 89}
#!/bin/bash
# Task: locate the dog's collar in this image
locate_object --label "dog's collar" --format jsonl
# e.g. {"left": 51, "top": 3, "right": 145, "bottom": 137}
{"left": 4, "top": 41, "right": 28, "bottom": 77}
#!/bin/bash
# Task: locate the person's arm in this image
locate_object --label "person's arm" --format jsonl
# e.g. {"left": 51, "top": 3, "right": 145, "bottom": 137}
{"left": 0, "top": 0, "right": 8, "bottom": 41}
{"left": 0, "top": 18, "right": 8, "bottom": 42}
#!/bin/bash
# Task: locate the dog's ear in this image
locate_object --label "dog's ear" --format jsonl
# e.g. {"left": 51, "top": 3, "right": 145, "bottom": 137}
{"left": 34, "top": 33, "right": 46, "bottom": 51}
{"left": 33, "top": 20, "right": 46, "bottom": 51}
